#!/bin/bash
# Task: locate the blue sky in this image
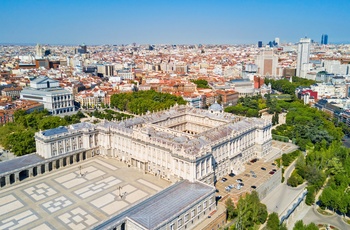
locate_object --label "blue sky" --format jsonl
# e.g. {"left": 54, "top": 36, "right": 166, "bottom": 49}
{"left": 1, "top": 0, "right": 349, "bottom": 45}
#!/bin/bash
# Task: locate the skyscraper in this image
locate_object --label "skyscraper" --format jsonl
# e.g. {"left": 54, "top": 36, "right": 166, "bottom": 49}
{"left": 296, "top": 37, "right": 311, "bottom": 78}
{"left": 258, "top": 41, "right": 263, "bottom": 48}
{"left": 321, "top": 34, "right": 328, "bottom": 45}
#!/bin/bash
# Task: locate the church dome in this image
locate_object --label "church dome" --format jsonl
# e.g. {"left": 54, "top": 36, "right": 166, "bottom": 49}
{"left": 209, "top": 102, "right": 223, "bottom": 112}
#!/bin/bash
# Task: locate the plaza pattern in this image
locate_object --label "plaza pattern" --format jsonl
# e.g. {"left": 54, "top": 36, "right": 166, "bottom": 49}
{"left": 0, "top": 157, "right": 170, "bottom": 230}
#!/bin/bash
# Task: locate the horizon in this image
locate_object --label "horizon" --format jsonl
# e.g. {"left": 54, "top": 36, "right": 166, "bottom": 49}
{"left": 1, "top": 0, "right": 350, "bottom": 45}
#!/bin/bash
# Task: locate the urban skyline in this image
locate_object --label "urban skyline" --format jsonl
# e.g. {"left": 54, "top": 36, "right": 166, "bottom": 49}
{"left": 1, "top": 0, "right": 350, "bottom": 45}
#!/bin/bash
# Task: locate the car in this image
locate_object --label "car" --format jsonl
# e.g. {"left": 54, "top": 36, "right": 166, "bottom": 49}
{"left": 252, "top": 174, "right": 257, "bottom": 178}
{"left": 229, "top": 173, "right": 235, "bottom": 177}
{"left": 239, "top": 183, "right": 244, "bottom": 186}
{"left": 225, "top": 187, "right": 231, "bottom": 191}
{"left": 250, "top": 158, "right": 258, "bottom": 163}
{"left": 221, "top": 178, "right": 227, "bottom": 182}
{"left": 236, "top": 179, "right": 242, "bottom": 183}
{"left": 216, "top": 195, "right": 222, "bottom": 200}
{"left": 272, "top": 163, "right": 276, "bottom": 166}
{"left": 215, "top": 189, "right": 219, "bottom": 193}
{"left": 269, "top": 171, "right": 275, "bottom": 175}
{"left": 251, "top": 185, "right": 257, "bottom": 189}
{"left": 261, "top": 167, "right": 266, "bottom": 171}
{"left": 244, "top": 174, "right": 250, "bottom": 177}
{"left": 250, "top": 170, "right": 255, "bottom": 174}
{"left": 236, "top": 184, "right": 241, "bottom": 190}
{"left": 227, "top": 184, "right": 234, "bottom": 189}
{"left": 272, "top": 169, "right": 277, "bottom": 172}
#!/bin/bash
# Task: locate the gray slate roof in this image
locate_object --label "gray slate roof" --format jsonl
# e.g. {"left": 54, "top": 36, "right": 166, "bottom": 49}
{"left": 0, "top": 154, "right": 44, "bottom": 174}
{"left": 42, "top": 126, "right": 68, "bottom": 136}
{"left": 93, "top": 180, "right": 214, "bottom": 230}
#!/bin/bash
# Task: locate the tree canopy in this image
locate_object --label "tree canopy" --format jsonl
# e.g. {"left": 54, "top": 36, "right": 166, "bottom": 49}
{"left": 225, "top": 95, "right": 265, "bottom": 117}
{"left": 110, "top": 90, "right": 186, "bottom": 114}
{"left": 190, "top": 79, "right": 210, "bottom": 88}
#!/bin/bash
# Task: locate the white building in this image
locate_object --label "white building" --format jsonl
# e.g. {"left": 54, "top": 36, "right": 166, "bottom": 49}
{"left": 35, "top": 105, "right": 272, "bottom": 185}
{"left": 296, "top": 37, "right": 311, "bottom": 78}
{"left": 20, "top": 76, "right": 75, "bottom": 115}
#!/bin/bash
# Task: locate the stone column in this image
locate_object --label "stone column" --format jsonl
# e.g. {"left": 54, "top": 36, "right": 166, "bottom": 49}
{"left": 29, "top": 167, "right": 34, "bottom": 177}
{"left": 15, "top": 172, "right": 19, "bottom": 183}
{"left": 45, "top": 163, "right": 49, "bottom": 172}
{"left": 37, "top": 165, "right": 42, "bottom": 174}
{"left": 5, "top": 175, "right": 10, "bottom": 185}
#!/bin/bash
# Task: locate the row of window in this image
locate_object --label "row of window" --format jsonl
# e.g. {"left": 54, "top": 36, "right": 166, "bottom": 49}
{"left": 170, "top": 198, "right": 212, "bottom": 230}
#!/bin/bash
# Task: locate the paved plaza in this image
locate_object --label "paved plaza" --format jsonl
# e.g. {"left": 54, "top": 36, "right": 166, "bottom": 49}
{"left": 0, "top": 157, "right": 171, "bottom": 230}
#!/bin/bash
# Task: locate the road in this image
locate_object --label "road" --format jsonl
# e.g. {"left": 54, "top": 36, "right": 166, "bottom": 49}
{"left": 295, "top": 205, "right": 349, "bottom": 230}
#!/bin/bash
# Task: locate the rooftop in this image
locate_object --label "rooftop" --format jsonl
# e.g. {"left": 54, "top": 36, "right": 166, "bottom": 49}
{"left": 0, "top": 154, "right": 44, "bottom": 174}
{"left": 42, "top": 126, "right": 68, "bottom": 136}
{"left": 93, "top": 180, "right": 214, "bottom": 229}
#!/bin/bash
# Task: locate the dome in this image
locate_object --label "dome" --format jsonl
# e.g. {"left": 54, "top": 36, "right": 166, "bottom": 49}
{"left": 209, "top": 102, "right": 223, "bottom": 112}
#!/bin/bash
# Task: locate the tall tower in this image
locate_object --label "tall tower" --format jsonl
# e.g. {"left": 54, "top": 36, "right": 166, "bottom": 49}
{"left": 36, "top": 43, "right": 43, "bottom": 58}
{"left": 296, "top": 37, "right": 311, "bottom": 78}
{"left": 321, "top": 34, "right": 328, "bottom": 45}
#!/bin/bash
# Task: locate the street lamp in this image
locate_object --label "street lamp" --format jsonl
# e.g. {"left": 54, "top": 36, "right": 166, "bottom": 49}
{"left": 116, "top": 186, "right": 127, "bottom": 200}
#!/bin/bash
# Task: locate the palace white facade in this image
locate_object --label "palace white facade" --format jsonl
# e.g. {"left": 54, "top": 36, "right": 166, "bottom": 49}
{"left": 35, "top": 105, "right": 272, "bottom": 184}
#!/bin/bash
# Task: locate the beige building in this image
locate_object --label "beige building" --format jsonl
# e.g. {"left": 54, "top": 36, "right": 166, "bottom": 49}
{"left": 35, "top": 105, "right": 272, "bottom": 185}
{"left": 255, "top": 50, "right": 279, "bottom": 77}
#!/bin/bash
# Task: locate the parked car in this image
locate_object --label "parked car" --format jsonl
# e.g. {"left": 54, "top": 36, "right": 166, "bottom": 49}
{"left": 236, "top": 179, "right": 242, "bottom": 183}
{"left": 221, "top": 177, "right": 227, "bottom": 182}
{"left": 252, "top": 174, "right": 257, "bottom": 178}
{"left": 250, "top": 158, "right": 258, "bottom": 163}
{"left": 261, "top": 167, "right": 266, "bottom": 171}
{"left": 229, "top": 173, "right": 235, "bottom": 177}
{"left": 251, "top": 185, "right": 257, "bottom": 189}
{"left": 272, "top": 169, "right": 277, "bottom": 172}
{"left": 269, "top": 171, "right": 275, "bottom": 175}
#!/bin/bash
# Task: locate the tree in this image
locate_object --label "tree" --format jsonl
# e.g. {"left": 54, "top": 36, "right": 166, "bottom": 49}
{"left": 305, "top": 186, "right": 316, "bottom": 205}
{"left": 225, "top": 197, "right": 236, "bottom": 220}
{"left": 287, "top": 171, "right": 304, "bottom": 187}
{"left": 266, "top": 212, "right": 280, "bottom": 230}
{"left": 293, "top": 220, "right": 305, "bottom": 230}
{"left": 326, "top": 157, "right": 345, "bottom": 176}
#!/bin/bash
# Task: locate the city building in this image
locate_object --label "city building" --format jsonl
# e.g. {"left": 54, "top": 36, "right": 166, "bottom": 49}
{"left": 75, "top": 43, "right": 87, "bottom": 54}
{"left": 258, "top": 41, "right": 263, "bottom": 48}
{"left": 321, "top": 34, "right": 328, "bottom": 45}
{"left": 20, "top": 76, "right": 75, "bottom": 115}
{"left": 296, "top": 37, "right": 311, "bottom": 78}
{"left": 1, "top": 86, "right": 22, "bottom": 98}
{"left": 255, "top": 50, "right": 279, "bottom": 77}
{"left": 35, "top": 105, "right": 272, "bottom": 185}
